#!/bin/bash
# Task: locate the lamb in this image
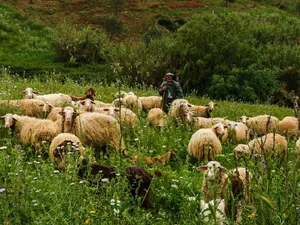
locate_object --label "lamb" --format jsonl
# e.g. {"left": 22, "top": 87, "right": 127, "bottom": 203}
{"left": 168, "top": 99, "right": 193, "bottom": 124}
{"left": 191, "top": 101, "right": 218, "bottom": 118}
{"left": 49, "top": 133, "right": 85, "bottom": 169}
{"left": 187, "top": 123, "right": 226, "bottom": 161}
{"left": 227, "top": 121, "right": 250, "bottom": 144}
{"left": 59, "top": 111, "right": 126, "bottom": 157}
{"left": 139, "top": 96, "right": 162, "bottom": 112}
{"left": 78, "top": 160, "right": 153, "bottom": 209}
{"left": 20, "top": 87, "right": 72, "bottom": 107}
{"left": 240, "top": 115, "right": 279, "bottom": 137}
{"left": 147, "top": 108, "right": 167, "bottom": 127}
{"left": 131, "top": 150, "right": 177, "bottom": 167}
{"left": 277, "top": 116, "right": 299, "bottom": 138}
{"left": 233, "top": 133, "right": 288, "bottom": 159}
{"left": 1, "top": 113, "right": 60, "bottom": 152}
{"left": 79, "top": 98, "right": 114, "bottom": 112}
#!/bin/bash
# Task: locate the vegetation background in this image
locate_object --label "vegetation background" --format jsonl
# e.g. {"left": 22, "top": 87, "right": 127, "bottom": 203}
{"left": 0, "top": 0, "right": 299, "bottom": 224}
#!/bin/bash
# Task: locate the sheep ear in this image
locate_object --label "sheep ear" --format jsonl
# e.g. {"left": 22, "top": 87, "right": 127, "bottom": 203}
{"left": 33, "top": 91, "right": 38, "bottom": 94}
{"left": 224, "top": 125, "right": 228, "bottom": 128}
{"left": 218, "top": 166, "right": 228, "bottom": 173}
{"left": 197, "top": 165, "right": 208, "bottom": 171}
{"left": 58, "top": 111, "right": 65, "bottom": 116}
{"left": 79, "top": 100, "right": 85, "bottom": 105}
{"left": 103, "top": 108, "right": 109, "bottom": 112}
{"left": 12, "top": 115, "right": 19, "bottom": 121}
{"left": 0, "top": 116, "right": 5, "bottom": 120}
{"left": 20, "top": 91, "right": 25, "bottom": 94}
{"left": 91, "top": 101, "right": 95, "bottom": 104}
{"left": 114, "top": 108, "right": 120, "bottom": 112}
{"left": 73, "top": 111, "right": 79, "bottom": 118}
{"left": 205, "top": 104, "right": 209, "bottom": 107}
{"left": 187, "top": 104, "right": 192, "bottom": 107}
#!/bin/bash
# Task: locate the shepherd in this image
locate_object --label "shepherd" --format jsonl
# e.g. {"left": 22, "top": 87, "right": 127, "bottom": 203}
{"left": 159, "top": 72, "right": 183, "bottom": 113}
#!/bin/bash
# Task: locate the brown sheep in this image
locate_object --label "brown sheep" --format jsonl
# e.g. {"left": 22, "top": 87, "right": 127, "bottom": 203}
{"left": 78, "top": 160, "right": 153, "bottom": 209}
{"left": 187, "top": 123, "right": 226, "bottom": 161}
{"left": 131, "top": 150, "right": 177, "bottom": 167}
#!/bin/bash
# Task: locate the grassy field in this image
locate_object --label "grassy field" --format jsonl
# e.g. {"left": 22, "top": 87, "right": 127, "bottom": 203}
{"left": 0, "top": 70, "right": 299, "bottom": 224}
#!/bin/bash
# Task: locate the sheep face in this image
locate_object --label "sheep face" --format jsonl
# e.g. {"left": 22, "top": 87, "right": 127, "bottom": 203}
{"left": 80, "top": 99, "right": 96, "bottom": 112}
{"left": 212, "top": 123, "right": 227, "bottom": 136}
{"left": 167, "top": 150, "right": 177, "bottom": 161}
{"left": 20, "top": 87, "right": 36, "bottom": 99}
{"left": 1, "top": 113, "right": 16, "bottom": 128}
{"left": 59, "top": 107, "right": 78, "bottom": 123}
{"left": 178, "top": 101, "right": 193, "bottom": 123}
{"left": 233, "top": 144, "right": 250, "bottom": 160}
{"left": 240, "top": 116, "right": 249, "bottom": 124}
{"left": 198, "top": 161, "right": 226, "bottom": 180}
{"left": 42, "top": 102, "right": 54, "bottom": 114}
{"left": 205, "top": 101, "right": 217, "bottom": 113}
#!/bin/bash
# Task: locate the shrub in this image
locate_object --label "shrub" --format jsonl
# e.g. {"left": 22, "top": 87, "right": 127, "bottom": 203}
{"left": 51, "top": 22, "right": 109, "bottom": 63}
{"left": 102, "top": 16, "right": 124, "bottom": 39}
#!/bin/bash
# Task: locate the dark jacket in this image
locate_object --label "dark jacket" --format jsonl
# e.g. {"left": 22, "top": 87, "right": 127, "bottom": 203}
{"left": 159, "top": 80, "right": 183, "bottom": 112}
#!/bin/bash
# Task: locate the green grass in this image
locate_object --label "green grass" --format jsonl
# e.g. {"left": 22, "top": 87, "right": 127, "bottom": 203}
{"left": 0, "top": 70, "right": 299, "bottom": 224}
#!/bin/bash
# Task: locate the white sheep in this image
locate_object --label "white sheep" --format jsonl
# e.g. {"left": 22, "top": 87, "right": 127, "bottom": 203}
{"left": 191, "top": 101, "right": 218, "bottom": 118}
{"left": 94, "top": 106, "right": 138, "bottom": 129}
{"left": 49, "top": 133, "right": 85, "bottom": 169}
{"left": 227, "top": 121, "right": 250, "bottom": 144}
{"left": 79, "top": 98, "right": 114, "bottom": 112}
{"left": 59, "top": 111, "right": 126, "bottom": 157}
{"left": 240, "top": 115, "right": 279, "bottom": 137}
{"left": 1, "top": 113, "right": 60, "bottom": 151}
{"left": 277, "top": 116, "right": 299, "bottom": 138}
{"left": 200, "top": 199, "right": 227, "bottom": 225}
{"left": 139, "top": 96, "right": 162, "bottom": 112}
{"left": 187, "top": 123, "right": 226, "bottom": 161}
{"left": 147, "top": 108, "right": 167, "bottom": 127}
{"left": 20, "top": 87, "right": 72, "bottom": 107}
{"left": 233, "top": 133, "right": 288, "bottom": 159}
{"left": 114, "top": 94, "right": 143, "bottom": 113}
{"left": 0, "top": 99, "right": 45, "bottom": 118}
{"left": 192, "top": 117, "right": 213, "bottom": 130}
{"left": 168, "top": 99, "right": 193, "bottom": 124}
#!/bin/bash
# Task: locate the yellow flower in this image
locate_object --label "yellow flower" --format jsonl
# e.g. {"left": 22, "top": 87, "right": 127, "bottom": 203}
{"left": 248, "top": 213, "right": 255, "bottom": 219}
{"left": 85, "top": 219, "right": 90, "bottom": 224}
{"left": 89, "top": 211, "right": 96, "bottom": 214}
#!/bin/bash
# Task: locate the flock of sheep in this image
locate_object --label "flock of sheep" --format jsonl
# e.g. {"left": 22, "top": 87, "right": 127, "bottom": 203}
{"left": 0, "top": 87, "right": 299, "bottom": 224}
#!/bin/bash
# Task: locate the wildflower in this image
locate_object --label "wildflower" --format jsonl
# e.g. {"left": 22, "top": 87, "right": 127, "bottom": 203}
{"left": 171, "top": 179, "right": 179, "bottom": 183}
{"left": 248, "top": 213, "right": 255, "bottom": 219}
{"left": 0, "top": 188, "right": 6, "bottom": 193}
{"left": 69, "top": 182, "right": 75, "bottom": 186}
{"left": 101, "top": 178, "right": 109, "bottom": 183}
{"left": 134, "top": 138, "right": 139, "bottom": 141}
{"left": 171, "top": 184, "right": 178, "bottom": 189}
{"left": 79, "top": 180, "right": 84, "bottom": 184}
{"left": 54, "top": 170, "right": 60, "bottom": 174}
{"left": 162, "top": 145, "right": 166, "bottom": 148}
{"left": 187, "top": 196, "right": 196, "bottom": 201}
{"left": 89, "top": 211, "right": 96, "bottom": 214}
{"left": 34, "top": 177, "right": 38, "bottom": 180}
{"left": 33, "top": 203, "right": 38, "bottom": 206}
{"left": 0, "top": 146, "right": 7, "bottom": 150}
{"left": 116, "top": 200, "right": 121, "bottom": 207}
{"left": 113, "top": 208, "right": 120, "bottom": 216}
{"left": 110, "top": 199, "right": 115, "bottom": 206}
{"left": 85, "top": 218, "right": 90, "bottom": 224}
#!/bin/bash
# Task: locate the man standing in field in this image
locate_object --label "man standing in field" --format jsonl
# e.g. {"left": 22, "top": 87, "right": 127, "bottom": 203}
{"left": 159, "top": 72, "right": 183, "bottom": 113}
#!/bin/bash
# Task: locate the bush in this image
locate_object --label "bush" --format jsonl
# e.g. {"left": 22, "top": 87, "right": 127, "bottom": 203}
{"left": 51, "top": 22, "right": 110, "bottom": 63}
{"left": 102, "top": 16, "right": 124, "bottom": 39}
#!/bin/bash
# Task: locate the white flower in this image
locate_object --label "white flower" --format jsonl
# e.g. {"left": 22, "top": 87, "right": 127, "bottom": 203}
{"left": 171, "top": 184, "right": 178, "bottom": 189}
{"left": 162, "top": 145, "right": 166, "bottom": 148}
{"left": 187, "top": 196, "right": 196, "bottom": 201}
{"left": 134, "top": 138, "right": 139, "bottom": 141}
{"left": 33, "top": 203, "right": 38, "bottom": 206}
{"left": 0, "top": 188, "right": 6, "bottom": 193}
{"left": 0, "top": 146, "right": 7, "bottom": 150}
{"left": 79, "top": 180, "right": 84, "bottom": 184}
{"left": 171, "top": 179, "right": 179, "bottom": 183}
{"left": 101, "top": 178, "right": 109, "bottom": 183}
{"left": 113, "top": 208, "right": 120, "bottom": 215}
{"left": 69, "top": 183, "right": 75, "bottom": 186}
{"left": 36, "top": 189, "right": 41, "bottom": 193}
{"left": 110, "top": 199, "right": 115, "bottom": 206}
{"left": 34, "top": 177, "right": 38, "bottom": 180}
{"left": 54, "top": 170, "right": 60, "bottom": 174}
